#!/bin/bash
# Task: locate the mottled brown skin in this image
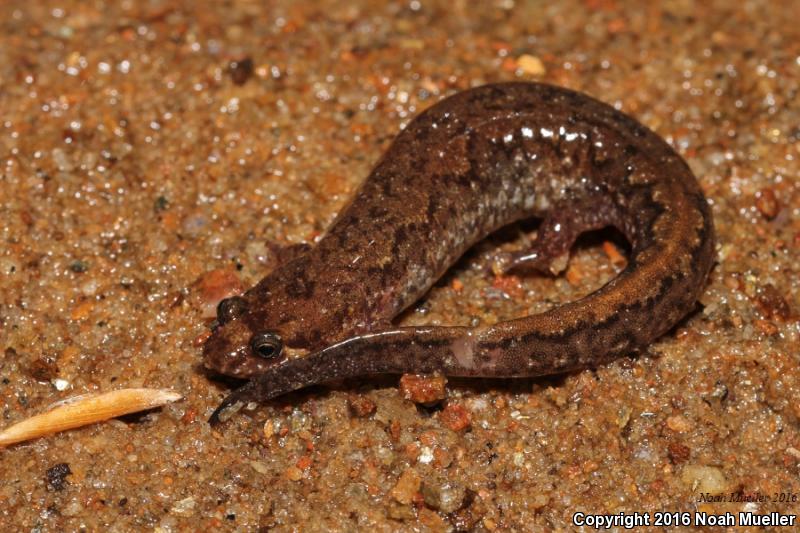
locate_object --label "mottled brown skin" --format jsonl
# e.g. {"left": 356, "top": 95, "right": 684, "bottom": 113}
{"left": 204, "top": 82, "right": 715, "bottom": 424}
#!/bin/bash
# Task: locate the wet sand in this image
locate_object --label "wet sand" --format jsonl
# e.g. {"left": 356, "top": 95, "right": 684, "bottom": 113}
{"left": 1, "top": 1, "right": 799, "bottom": 530}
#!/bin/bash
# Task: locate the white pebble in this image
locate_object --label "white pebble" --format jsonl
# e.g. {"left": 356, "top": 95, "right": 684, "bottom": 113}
{"left": 418, "top": 446, "right": 434, "bottom": 464}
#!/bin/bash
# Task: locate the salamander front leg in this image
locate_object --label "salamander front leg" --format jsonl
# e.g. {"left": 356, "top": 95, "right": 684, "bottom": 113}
{"left": 499, "top": 196, "right": 625, "bottom": 275}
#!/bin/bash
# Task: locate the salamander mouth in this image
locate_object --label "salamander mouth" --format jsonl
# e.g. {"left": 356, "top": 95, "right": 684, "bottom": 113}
{"left": 202, "top": 346, "right": 270, "bottom": 379}
{"left": 202, "top": 320, "right": 270, "bottom": 378}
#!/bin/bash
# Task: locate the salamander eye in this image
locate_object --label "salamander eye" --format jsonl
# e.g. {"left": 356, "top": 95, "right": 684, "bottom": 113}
{"left": 250, "top": 331, "right": 283, "bottom": 360}
{"left": 217, "top": 296, "right": 247, "bottom": 324}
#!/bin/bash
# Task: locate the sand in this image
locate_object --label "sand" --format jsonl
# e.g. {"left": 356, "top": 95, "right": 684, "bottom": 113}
{"left": 1, "top": 1, "right": 799, "bottom": 531}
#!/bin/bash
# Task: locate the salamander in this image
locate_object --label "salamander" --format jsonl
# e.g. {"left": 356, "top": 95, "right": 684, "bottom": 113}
{"left": 203, "top": 82, "right": 715, "bottom": 424}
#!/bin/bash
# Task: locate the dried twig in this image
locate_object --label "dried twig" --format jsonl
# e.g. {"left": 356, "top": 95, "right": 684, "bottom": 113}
{"left": 0, "top": 388, "right": 183, "bottom": 447}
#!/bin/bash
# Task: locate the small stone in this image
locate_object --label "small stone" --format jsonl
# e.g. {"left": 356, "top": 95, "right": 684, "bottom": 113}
{"left": 52, "top": 148, "right": 74, "bottom": 172}
{"left": 785, "top": 447, "right": 800, "bottom": 460}
{"left": 755, "top": 284, "right": 791, "bottom": 320}
{"left": 285, "top": 465, "right": 303, "bottom": 481}
{"left": 668, "top": 442, "right": 691, "bottom": 463}
{"left": 348, "top": 394, "right": 377, "bottom": 417}
{"left": 181, "top": 213, "right": 209, "bottom": 238}
{"left": 70, "top": 300, "right": 94, "bottom": 321}
{"left": 754, "top": 318, "right": 779, "bottom": 335}
{"left": 62, "top": 500, "right": 84, "bottom": 517}
{"left": 0, "top": 257, "right": 20, "bottom": 276}
{"left": 439, "top": 403, "right": 471, "bottom": 431}
{"left": 170, "top": 496, "right": 196, "bottom": 516}
{"left": 617, "top": 406, "right": 632, "bottom": 429}
{"left": 154, "top": 195, "right": 170, "bottom": 212}
{"left": 517, "top": 54, "right": 546, "bottom": 76}
{"left": 386, "top": 501, "right": 416, "bottom": 520}
{"left": 296, "top": 455, "right": 313, "bottom": 471}
{"left": 421, "top": 478, "right": 467, "bottom": 513}
{"left": 80, "top": 279, "right": 99, "bottom": 296}
{"left": 27, "top": 357, "right": 59, "bottom": 382}
{"left": 666, "top": 415, "right": 692, "bottom": 433}
{"left": 45, "top": 463, "right": 71, "bottom": 491}
{"left": 531, "top": 492, "right": 549, "bottom": 509}
{"left": 681, "top": 465, "right": 729, "bottom": 494}
{"left": 417, "top": 445, "right": 435, "bottom": 464}
{"left": 602, "top": 240, "right": 627, "bottom": 266}
{"left": 390, "top": 468, "right": 421, "bottom": 505}
{"left": 418, "top": 507, "right": 449, "bottom": 531}
{"left": 229, "top": 57, "right": 254, "bottom": 85}
{"left": 263, "top": 419, "right": 275, "bottom": 439}
{"left": 449, "top": 491, "right": 483, "bottom": 530}
{"left": 399, "top": 374, "right": 447, "bottom": 404}
{"left": 69, "top": 260, "right": 89, "bottom": 273}
{"left": 250, "top": 461, "right": 270, "bottom": 475}
{"left": 755, "top": 188, "right": 780, "bottom": 219}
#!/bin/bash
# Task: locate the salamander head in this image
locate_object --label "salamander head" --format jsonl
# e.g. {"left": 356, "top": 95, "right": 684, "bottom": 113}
{"left": 202, "top": 296, "right": 278, "bottom": 378}
{"left": 203, "top": 252, "right": 373, "bottom": 379}
{"left": 202, "top": 295, "right": 308, "bottom": 379}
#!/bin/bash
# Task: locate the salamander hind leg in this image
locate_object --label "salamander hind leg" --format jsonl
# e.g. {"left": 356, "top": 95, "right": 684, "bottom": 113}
{"left": 499, "top": 196, "right": 625, "bottom": 276}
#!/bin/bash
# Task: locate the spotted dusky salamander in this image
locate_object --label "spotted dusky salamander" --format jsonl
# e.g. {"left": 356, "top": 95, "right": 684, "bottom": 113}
{"left": 204, "top": 82, "right": 715, "bottom": 423}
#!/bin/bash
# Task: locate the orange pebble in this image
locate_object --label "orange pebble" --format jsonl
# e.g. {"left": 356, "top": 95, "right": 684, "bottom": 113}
{"left": 70, "top": 301, "right": 94, "bottom": 321}
{"left": 602, "top": 241, "right": 626, "bottom": 265}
